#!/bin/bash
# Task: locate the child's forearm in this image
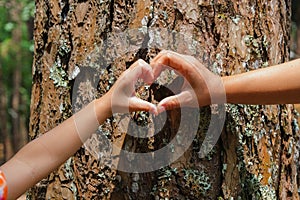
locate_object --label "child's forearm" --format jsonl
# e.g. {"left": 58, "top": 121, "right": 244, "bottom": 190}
{"left": 222, "top": 59, "right": 300, "bottom": 105}
{"left": 1, "top": 96, "right": 112, "bottom": 199}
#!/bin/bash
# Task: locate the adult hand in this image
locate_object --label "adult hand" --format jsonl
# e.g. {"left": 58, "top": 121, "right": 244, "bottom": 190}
{"left": 106, "top": 59, "right": 158, "bottom": 115}
{"left": 151, "top": 50, "right": 226, "bottom": 113}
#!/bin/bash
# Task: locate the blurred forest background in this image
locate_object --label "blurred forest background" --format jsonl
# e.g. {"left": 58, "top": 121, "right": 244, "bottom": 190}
{"left": 0, "top": 0, "right": 300, "bottom": 166}
{"left": 0, "top": 0, "right": 34, "bottom": 163}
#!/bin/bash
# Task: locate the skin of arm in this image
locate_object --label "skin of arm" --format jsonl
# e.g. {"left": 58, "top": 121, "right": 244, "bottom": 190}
{"left": 0, "top": 59, "right": 156, "bottom": 199}
{"left": 222, "top": 58, "right": 300, "bottom": 104}
{"left": 151, "top": 50, "right": 300, "bottom": 112}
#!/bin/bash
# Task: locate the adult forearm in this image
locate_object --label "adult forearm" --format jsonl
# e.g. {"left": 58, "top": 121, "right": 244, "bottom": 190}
{"left": 222, "top": 59, "right": 300, "bottom": 105}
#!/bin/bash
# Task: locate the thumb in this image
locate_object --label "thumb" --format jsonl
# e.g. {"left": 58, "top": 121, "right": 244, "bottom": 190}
{"left": 156, "top": 91, "right": 191, "bottom": 114}
{"left": 129, "top": 97, "right": 158, "bottom": 115}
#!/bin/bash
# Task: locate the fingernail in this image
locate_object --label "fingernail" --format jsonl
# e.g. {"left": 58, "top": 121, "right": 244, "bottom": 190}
{"left": 157, "top": 105, "right": 165, "bottom": 114}
{"left": 149, "top": 106, "right": 158, "bottom": 116}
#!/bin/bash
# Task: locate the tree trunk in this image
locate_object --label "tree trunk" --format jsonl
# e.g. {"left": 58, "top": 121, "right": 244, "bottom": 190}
{"left": 29, "top": 0, "right": 299, "bottom": 199}
{"left": 0, "top": 64, "right": 13, "bottom": 163}
{"left": 0, "top": 0, "right": 28, "bottom": 163}
{"left": 0, "top": 63, "right": 7, "bottom": 165}
{"left": 10, "top": 0, "right": 28, "bottom": 154}
{"left": 292, "top": 0, "right": 300, "bottom": 57}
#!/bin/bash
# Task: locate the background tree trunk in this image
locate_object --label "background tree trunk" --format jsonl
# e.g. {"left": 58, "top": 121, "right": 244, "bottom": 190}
{"left": 0, "top": 0, "right": 30, "bottom": 164}
{"left": 0, "top": 63, "right": 7, "bottom": 164}
{"left": 29, "top": 0, "right": 299, "bottom": 199}
{"left": 0, "top": 64, "right": 13, "bottom": 163}
{"left": 10, "top": 0, "right": 24, "bottom": 154}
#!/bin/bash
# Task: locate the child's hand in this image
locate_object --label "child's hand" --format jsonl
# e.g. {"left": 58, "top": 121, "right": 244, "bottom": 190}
{"left": 107, "top": 59, "right": 158, "bottom": 115}
{"left": 151, "top": 50, "right": 226, "bottom": 113}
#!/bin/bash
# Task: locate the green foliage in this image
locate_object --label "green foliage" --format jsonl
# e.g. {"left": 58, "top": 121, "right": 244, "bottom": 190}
{"left": 0, "top": 0, "right": 35, "bottom": 132}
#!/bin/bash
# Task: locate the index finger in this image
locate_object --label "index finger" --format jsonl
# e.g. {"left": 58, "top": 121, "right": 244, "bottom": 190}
{"left": 124, "top": 59, "right": 154, "bottom": 84}
{"left": 150, "top": 50, "right": 193, "bottom": 78}
{"left": 134, "top": 59, "right": 154, "bottom": 84}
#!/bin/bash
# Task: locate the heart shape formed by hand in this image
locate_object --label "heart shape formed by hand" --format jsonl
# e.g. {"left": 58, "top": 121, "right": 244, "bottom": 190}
{"left": 111, "top": 49, "right": 227, "bottom": 118}
{"left": 82, "top": 50, "right": 227, "bottom": 173}
{"left": 110, "top": 58, "right": 200, "bottom": 116}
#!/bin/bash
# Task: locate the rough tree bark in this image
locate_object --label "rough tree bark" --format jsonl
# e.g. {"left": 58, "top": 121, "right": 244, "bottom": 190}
{"left": 292, "top": 0, "right": 300, "bottom": 57}
{"left": 29, "top": 0, "right": 299, "bottom": 199}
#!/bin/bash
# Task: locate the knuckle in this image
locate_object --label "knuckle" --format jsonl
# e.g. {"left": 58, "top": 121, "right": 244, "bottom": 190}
{"left": 137, "top": 59, "right": 146, "bottom": 65}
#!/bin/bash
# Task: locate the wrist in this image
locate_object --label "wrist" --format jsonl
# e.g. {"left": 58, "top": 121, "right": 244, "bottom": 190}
{"left": 221, "top": 76, "right": 231, "bottom": 104}
{"left": 94, "top": 94, "right": 112, "bottom": 124}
